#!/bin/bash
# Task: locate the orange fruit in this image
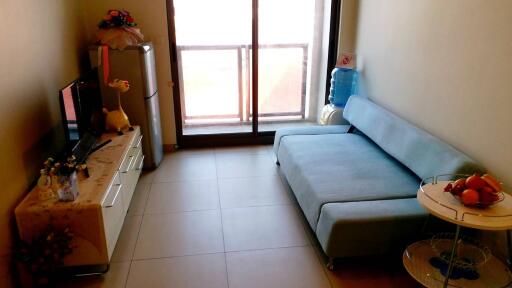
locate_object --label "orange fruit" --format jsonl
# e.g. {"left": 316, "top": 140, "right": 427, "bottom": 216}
{"left": 461, "top": 189, "right": 479, "bottom": 206}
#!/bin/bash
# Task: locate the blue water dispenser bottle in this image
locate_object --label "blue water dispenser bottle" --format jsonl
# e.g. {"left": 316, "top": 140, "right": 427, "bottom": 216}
{"left": 328, "top": 67, "right": 358, "bottom": 107}
{"left": 320, "top": 53, "right": 357, "bottom": 125}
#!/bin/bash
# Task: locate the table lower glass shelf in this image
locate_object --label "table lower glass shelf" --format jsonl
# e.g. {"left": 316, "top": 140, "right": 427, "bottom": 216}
{"left": 403, "top": 240, "right": 512, "bottom": 288}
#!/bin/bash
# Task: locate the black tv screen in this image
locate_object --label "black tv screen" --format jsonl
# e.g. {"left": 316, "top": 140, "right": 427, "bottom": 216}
{"left": 59, "top": 69, "right": 104, "bottom": 150}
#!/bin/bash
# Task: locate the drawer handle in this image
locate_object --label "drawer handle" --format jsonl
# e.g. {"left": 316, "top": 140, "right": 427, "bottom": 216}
{"left": 137, "top": 155, "right": 145, "bottom": 170}
{"left": 121, "top": 156, "right": 134, "bottom": 173}
{"left": 133, "top": 135, "right": 143, "bottom": 148}
{"left": 104, "top": 184, "right": 122, "bottom": 208}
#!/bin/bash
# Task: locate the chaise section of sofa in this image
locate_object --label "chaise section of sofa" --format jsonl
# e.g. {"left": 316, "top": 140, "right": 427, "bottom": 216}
{"left": 274, "top": 96, "right": 485, "bottom": 263}
{"left": 277, "top": 132, "right": 420, "bottom": 229}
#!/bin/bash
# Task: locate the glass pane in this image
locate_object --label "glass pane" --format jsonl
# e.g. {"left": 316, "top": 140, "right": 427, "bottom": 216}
{"left": 258, "top": 47, "right": 305, "bottom": 115}
{"left": 257, "top": 0, "right": 323, "bottom": 132}
{"left": 181, "top": 50, "right": 239, "bottom": 119}
{"left": 174, "top": 0, "right": 252, "bottom": 135}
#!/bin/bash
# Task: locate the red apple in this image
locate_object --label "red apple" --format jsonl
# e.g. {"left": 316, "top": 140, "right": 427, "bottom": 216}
{"left": 466, "top": 174, "right": 487, "bottom": 190}
{"left": 452, "top": 178, "right": 467, "bottom": 194}
{"left": 444, "top": 183, "right": 453, "bottom": 192}
{"left": 480, "top": 190, "right": 499, "bottom": 203}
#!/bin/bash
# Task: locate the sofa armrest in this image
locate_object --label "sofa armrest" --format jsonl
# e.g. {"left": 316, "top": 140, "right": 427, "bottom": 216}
{"left": 273, "top": 125, "right": 351, "bottom": 156}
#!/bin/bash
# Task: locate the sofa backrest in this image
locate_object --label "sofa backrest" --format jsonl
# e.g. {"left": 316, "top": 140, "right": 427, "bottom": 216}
{"left": 343, "top": 96, "right": 485, "bottom": 180}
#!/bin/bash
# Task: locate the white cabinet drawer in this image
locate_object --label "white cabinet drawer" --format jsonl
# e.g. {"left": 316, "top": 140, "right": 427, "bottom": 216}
{"left": 101, "top": 172, "right": 124, "bottom": 259}
{"left": 118, "top": 134, "right": 142, "bottom": 173}
{"left": 120, "top": 146, "right": 143, "bottom": 214}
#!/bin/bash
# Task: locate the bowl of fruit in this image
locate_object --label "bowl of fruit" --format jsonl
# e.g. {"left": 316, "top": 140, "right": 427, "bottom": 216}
{"left": 443, "top": 174, "right": 504, "bottom": 208}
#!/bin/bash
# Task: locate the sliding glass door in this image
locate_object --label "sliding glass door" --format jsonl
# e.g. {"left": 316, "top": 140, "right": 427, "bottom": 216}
{"left": 257, "top": 0, "right": 318, "bottom": 132}
{"left": 172, "top": 0, "right": 252, "bottom": 136}
{"left": 167, "top": 0, "right": 337, "bottom": 145}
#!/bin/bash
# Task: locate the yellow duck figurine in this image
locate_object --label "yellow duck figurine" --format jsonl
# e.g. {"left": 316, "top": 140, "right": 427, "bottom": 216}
{"left": 104, "top": 79, "right": 134, "bottom": 135}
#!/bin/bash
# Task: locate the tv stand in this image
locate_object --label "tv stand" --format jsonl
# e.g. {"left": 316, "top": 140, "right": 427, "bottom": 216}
{"left": 15, "top": 126, "right": 144, "bottom": 269}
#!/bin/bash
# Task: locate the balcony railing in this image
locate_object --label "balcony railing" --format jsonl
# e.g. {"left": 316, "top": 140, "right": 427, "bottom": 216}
{"left": 177, "top": 43, "right": 308, "bottom": 124}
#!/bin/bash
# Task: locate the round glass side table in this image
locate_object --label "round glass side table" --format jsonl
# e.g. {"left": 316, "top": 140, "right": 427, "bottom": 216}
{"left": 403, "top": 175, "right": 512, "bottom": 288}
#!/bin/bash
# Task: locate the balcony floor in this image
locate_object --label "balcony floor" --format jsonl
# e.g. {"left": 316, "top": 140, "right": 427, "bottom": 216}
{"left": 183, "top": 120, "right": 317, "bottom": 135}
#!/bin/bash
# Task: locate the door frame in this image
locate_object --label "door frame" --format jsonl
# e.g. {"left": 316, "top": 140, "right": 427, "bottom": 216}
{"left": 165, "top": 0, "right": 341, "bottom": 148}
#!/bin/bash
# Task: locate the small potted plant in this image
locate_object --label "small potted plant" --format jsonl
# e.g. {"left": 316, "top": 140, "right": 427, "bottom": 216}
{"left": 15, "top": 226, "right": 74, "bottom": 287}
{"left": 96, "top": 9, "right": 144, "bottom": 50}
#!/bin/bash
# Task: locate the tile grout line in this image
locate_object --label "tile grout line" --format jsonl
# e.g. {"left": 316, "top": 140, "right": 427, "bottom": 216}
{"left": 214, "top": 151, "right": 231, "bottom": 288}
{"left": 124, "top": 179, "right": 153, "bottom": 287}
{"left": 129, "top": 243, "right": 313, "bottom": 262}
{"left": 142, "top": 207, "right": 221, "bottom": 216}
{"left": 123, "top": 261, "right": 132, "bottom": 288}
{"left": 141, "top": 189, "right": 292, "bottom": 213}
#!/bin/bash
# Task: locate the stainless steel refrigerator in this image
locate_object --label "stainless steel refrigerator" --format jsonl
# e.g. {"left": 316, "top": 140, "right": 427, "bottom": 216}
{"left": 89, "top": 42, "right": 163, "bottom": 169}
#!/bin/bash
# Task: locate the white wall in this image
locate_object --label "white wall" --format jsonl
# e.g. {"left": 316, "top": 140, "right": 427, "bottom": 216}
{"left": 355, "top": 0, "right": 512, "bottom": 185}
{"left": 0, "top": 1, "right": 87, "bottom": 286}
{"left": 81, "top": 0, "right": 177, "bottom": 145}
{"left": 338, "top": 0, "right": 358, "bottom": 54}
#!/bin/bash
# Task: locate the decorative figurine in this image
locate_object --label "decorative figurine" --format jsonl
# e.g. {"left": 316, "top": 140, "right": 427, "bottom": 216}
{"left": 104, "top": 79, "right": 134, "bottom": 135}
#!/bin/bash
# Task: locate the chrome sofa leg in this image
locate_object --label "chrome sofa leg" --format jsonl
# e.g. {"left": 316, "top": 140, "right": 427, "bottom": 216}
{"left": 327, "top": 258, "right": 336, "bottom": 271}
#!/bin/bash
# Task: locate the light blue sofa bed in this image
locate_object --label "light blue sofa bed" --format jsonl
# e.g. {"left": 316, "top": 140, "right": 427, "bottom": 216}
{"left": 273, "top": 96, "right": 484, "bottom": 265}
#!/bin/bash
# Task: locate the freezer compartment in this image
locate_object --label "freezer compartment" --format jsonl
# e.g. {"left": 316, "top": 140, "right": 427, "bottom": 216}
{"left": 88, "top": 43, "right": 157, "bottom": 102}
{"left": 139, "top": 44, "right": 158, "bottom": 98}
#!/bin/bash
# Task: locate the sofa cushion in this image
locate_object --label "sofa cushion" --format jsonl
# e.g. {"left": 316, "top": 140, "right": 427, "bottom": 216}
{"left": 273, "top": 125, "right": 350, "bottom": 156}
{"left": 315, "top": 199, "right": 427, "bottom": 258}
{"left": 343, "top": 97, "right": 485, "bottom": 180}
{"left": 278, "top": 133, "right": 420, "bottom": 228}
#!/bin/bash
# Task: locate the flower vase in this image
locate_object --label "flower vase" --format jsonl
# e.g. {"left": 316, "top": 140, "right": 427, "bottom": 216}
{"left": 56, "top": 172, "right": 79, "bottom": 202}
{"left": 96, "top": 27, "right": 144, "bottom": 50}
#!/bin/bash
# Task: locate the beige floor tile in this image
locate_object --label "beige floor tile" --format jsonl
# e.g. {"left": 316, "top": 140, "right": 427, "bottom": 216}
{"left": 215, "top": 154, "right": 277, "bottom": 179}
{"left": 138, "top": 170, "right": 156, "bottom": 184}
{"left": 145, "top": 180, "right": 219, "bottom": 214}
{"left": 111, "top": 216, "right": 142, "bottom": 262}
{"left": 324, "top": 256, "right": 419, "bottom": 288}
{"left": 267, "top": 148, "right": 278, "bottom": 163}
{"left": 133, "top": 210, "right": 224, "bottom": 259}
{"left": 222, "top": 205, "right": 309, "bottom": 251}
{"left": 127, "top": 182, "right": 151, "bottom": 216}
{"left": 214, "top": 145, "right": 271, "bottom": 156}
{"left": 126, "top": 253, "right": 228, "bottom": 288}
{"left": 172, "top": 148, "right": 215, "bottom": 158}
{"left": 153, "top": 154, "right": 217, "bottom": 182}
{"left": 58, "top": 261, "right": 130, "bottom": 288}
{"left": 218, "top": 176, "right": 292, "bottom": 209}
{"left": 226, "top": 246, "right": 330, "bottom": 288}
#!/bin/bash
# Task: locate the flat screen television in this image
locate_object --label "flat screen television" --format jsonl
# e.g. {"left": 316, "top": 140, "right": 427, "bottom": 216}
{"left": 59, "top": 69, "right": 104, "bottom": 151}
